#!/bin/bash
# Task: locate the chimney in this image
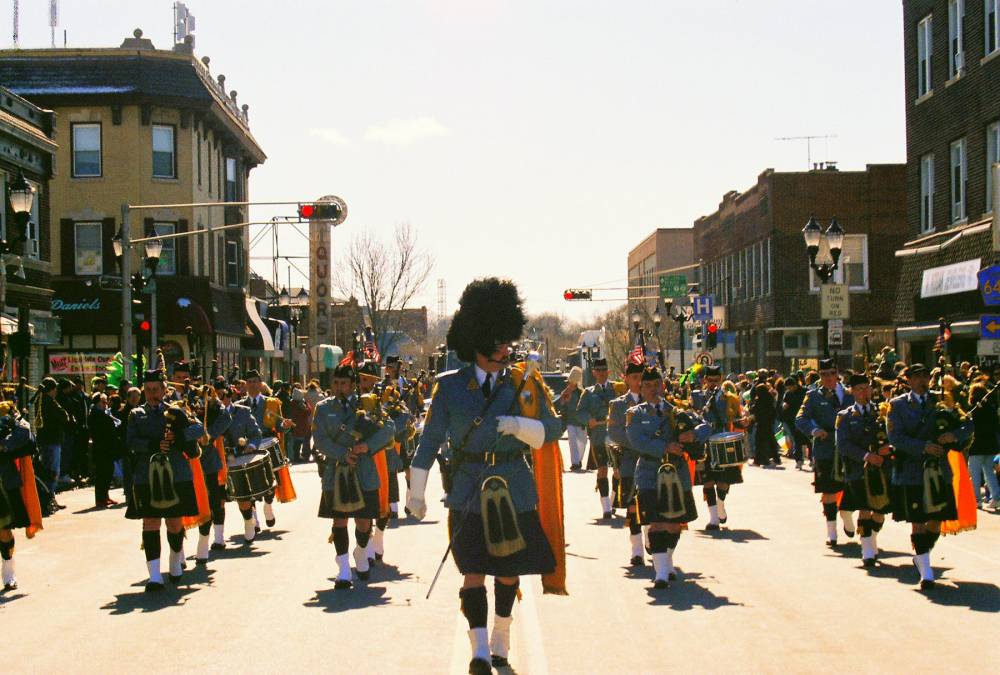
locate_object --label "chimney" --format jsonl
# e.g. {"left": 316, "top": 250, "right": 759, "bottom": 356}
{"left": 120, "top": 28, "right": 155, "bottom": 50}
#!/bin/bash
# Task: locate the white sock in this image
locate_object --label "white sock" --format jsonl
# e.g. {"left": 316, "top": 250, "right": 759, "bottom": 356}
{"left": 826, "top": 521, "right": 837, "bottom": 542}
{"left": 717, "top": 499, "right": 727, "bottom": 520}
{"left": 372, "top": 526, "right": 385, "bottom": 556}
{"left": 871, "top": 530, "right": 879, "bottom": 554}
{"left": 253, "top": 508, "right": 260, "bottom": 528}
{"left": 335, "top": 553, "right": 351, "bottom": 581}
{"left": 244, "top": 518, "right": 256, "bottom": 542}
{"left": 914, "top": 552, "right": 934, "bottom": 581}
{"left": 860, "top": 536, "right": 875, "bottom": 560}
{"left": 197, "top": 533, "right": 210, "bottom": 560}
{"left": 2, "top": 558, "right": 15, "bottom": 586}
{"left": 214, "top": 523, "right": 225, "bottom": 546}
{"left": 390, "top": 502, "right": 399, "bottom": 514}
{"left": 263, "top": 502, "right": 275, "bottom": 523}
{"left": 600, "top": 496, "right": 611, "bottom": 514}
{"left": 708, "top": 504, "right": 720, "bottom": 525}
{"left": 146, "top": 559, "right": 163, "bottom": 585}
{"left": 490, "top": 615, "right": 513, "bottom": 659}
{"left": 666, "top": 548, "right": 676, "bottom": 574}
{"left": 840, "top": 510, "right": 855, "bottom": 534}
{"left": 468, "top": 627, "right": 490, "bottom": 661}
{"left": 169, "top": 549, "right": 183, "bottom": 577}
{"left": 630, "top": 532, "right": 643, "bottom": 558}
{"left": 353, "top": 545, "right": 370, "bottom": 573}
{"left": 652, "top": 552, "right": 669, "bottom": 582}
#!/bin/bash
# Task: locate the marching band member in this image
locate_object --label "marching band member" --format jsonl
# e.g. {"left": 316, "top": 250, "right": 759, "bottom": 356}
{"left": 378, "top": 383, "right": 413, "bottom": 560}
{"left": 796, "top": 359, "right": 855, "bottom": 547}
{"left": 216, "top": 386, "right": 262, "bottom": 545}
{"left": 556, "top": 367, "right": 587, "bottom": 470}
{"left": 125, "top": 370, "right": 205, "bottom": 592}
{"left": 607, "top": 361, "right": 645, "bottom": 565}
{"left": 240, "top": 370, "right": 295, "bottom": 529}
{"left": 835, "top": 374, "right": 892, "bottom": 567}
{"left": 691, "top": 365, "right": 745, "bottom": 530}
{"left": 577, "top": 358, "right": 618, "bottom": 519}
{"left": 314, "top": 363, "right": 395, "bottom": 589}
{"left": 358, "top": 361, "right": 398, "bottom": 563}
{"left": 887, "top": 364, "right": 972, "bottom": 590}
{"left": 0, "top": 401, "right": 43, "bottom": 592}
{"left": 194, "top": 388, "right": 233, "bottom": 563}
{"left": 627, "top": 367, "right": 711, "bottom": 588}
{"left": 407, "top": 278, "right": 563, "bottom": 675}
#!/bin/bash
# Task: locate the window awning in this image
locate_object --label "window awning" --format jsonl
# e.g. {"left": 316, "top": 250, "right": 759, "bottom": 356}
{"left": 245, "top": 298, "right": 275, "bottom": 353}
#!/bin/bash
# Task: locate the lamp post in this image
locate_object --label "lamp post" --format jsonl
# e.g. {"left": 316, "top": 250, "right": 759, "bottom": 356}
{"left": 665, "top": 300, "right": 694, "bottom": 373}
{"left": 113, "top": 229, "right": 162, "bottom": 374}
{"left": 802, "top": 214, "right": 845, "bottom": 359}
{"left": 652, "top": 304, "right": 664, "bottom": 369}
{"left": 3, "top": 171, "right": 35, "bottom": 410}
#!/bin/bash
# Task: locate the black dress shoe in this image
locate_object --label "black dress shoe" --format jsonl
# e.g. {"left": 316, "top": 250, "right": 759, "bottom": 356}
{"left": 668, "top": 572, "right": 677, "bottom": 581}
{"left": 334, "top": 579, "right": 353, "bottom": 590}
{"left": 265, "top": 519, "right": 276, "bottom": 528}
{"left": 920, "top": 579, "right": 937, "bottom": 591}
{"left": 630, "top": 555, "right": 645, "bottom": 566}
{"left": 491, "top": 655, "right": 510, "bottom": 668}
{"left": 145, "top": 581, "right": 165, "bottom": 593}
{"left": 195, "top": 558, "right": 208, "bottom": 567}
{"left": 826, "top": 540, "right": 838, "bottom": 549}
{"left": 469, "top": 657, "right": 492, "bottom": 675}
{"left": 3, "top": 581, "right": 17, "bottom": 591}
{"left": 375, "top": 553, "right": 383, "bottom": 562}
{"left": 169, "top": 574, "right": 182, "bottom": 584}
{"left": 211, "top": 543, "right": 226, "bottom": 551}
{"left": 404, "top": 506, "right": 413, "bottom": 517}
{"left": 844, "top": 528, "right": 855, "bottom": 538}
{"left": 862, "top": 558, "right": 876, "bottom": 568}
{"left": 653, "top": 579, "right": 669, "bottom": 589}
{"left": 570, "top": 463, "right": 582, "bottom": 471}
{"left": 389, "top": 512, "right": 399, "bottom": 520}
{"left": 602, "top": 511, "right": 612, "bottom": 520}
{"left": 719, "top": 516, "right": 728, "bottom": 524}
{"left": 357, "top": 570, "right": 370, "bottom": 581}
{"left": 254, "top": 526, "right": 261, "bottom": 534}
{"left": 705, "top": 523, "right": 721, "bottom": 531}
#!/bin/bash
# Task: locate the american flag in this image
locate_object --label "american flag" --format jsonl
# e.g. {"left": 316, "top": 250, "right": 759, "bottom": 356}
{"left": 627, "top": 344, "right": 644, "bottom": 366}
{"left": 363, "top": 327, "right": 381, "bottom": 363}
{"left": 338, "top": 351, "right": 355, "bottom": 367}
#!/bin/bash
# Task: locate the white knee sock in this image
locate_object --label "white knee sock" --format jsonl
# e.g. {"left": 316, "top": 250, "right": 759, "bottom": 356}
{"left": 468, "top": 627, "right": 490, "bottom": 661}
{"left": 490, "top": 616, "right": 513, "bottom": 659}
{"left": 214, "top": 523, "right": 225, "bottom": 545}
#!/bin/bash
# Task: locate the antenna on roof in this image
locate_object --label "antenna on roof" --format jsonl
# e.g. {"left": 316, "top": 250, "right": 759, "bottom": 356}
{"left": 774, "top": 134, "right": 837, "bottom": 170}
{"left": 12, "top": 0, "right": 18, "bottom": 47}
{"left": 49, "top": 0, "right": 58, "bottom": 48}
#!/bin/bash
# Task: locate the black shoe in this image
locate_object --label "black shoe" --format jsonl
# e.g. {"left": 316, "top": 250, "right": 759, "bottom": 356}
{"left": 145, "top": 581, "right": 165, "bottom": 593}
{"left": 920, "top": 579, "right": 937, "bottom": 591}
{"left": 195, "top": 558, "right": 208, "bottom": 567}
{"left": 705, "top": 523, "right": 721, "bottom": 531}
{"left": 375, "top": 553, "right": 383, "bottom": 562}
{"left": 668, "top": 572, "right": 677, "bottom": 581}
{"left": 469, "top": 657, "right": 492, "bottom": 675}
{"left": 211, "top": 543, "right": 225, "bottom": 551}
{"left": 826, "top": 540, "right": 838, "bottom": 549}
{"left": 844, "top": 527, "right": 855, "bottom": 538}
{"left": 630, "top": 555, "right": 645, "bottom": 566}
{"left": 266, "top": 519, "right": 276, "bottom": 528}
{"left": 254, "top": 526, "right": 261, "bottom": 534}
{"left": 389, "top": 512, "right": 399, "bottom": 520}
{"left": 357, "top": 570, "right": 370, "bottom": 581}
{"left": 3, "top": 581, "right": 17, "bottom": 591}
{"left": 169, "top": 574, "right": 182, "bottom": 584}
{"left": 719, "top": 516, "right": 728, "bottom": 524}
{"left": 862, "top": 558, "right": 876, "bottom": 568}
{"left": 570, "top": 463, "right": 582, "bottom": 471}
{"left": 404, "top": 506, "right": 413, "bottom": 517}
{"left": 653, "top": 579, "right": 669, "bottom": 589}
{"left": 491, "top": 655, "right": 510, "bottom": 668}
{"left": 334, "top": 579, "right": 353, "bottom": 590}
{"left": 602, "top": 511, "right": 612, "bottom": 520}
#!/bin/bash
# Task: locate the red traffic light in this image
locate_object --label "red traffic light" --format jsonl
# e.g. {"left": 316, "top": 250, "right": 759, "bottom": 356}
{"left": 298, "top": 203, "right": 315, "bottom": 219}
{"left": 138, "top": 320, "right": 151, "bottom": 332}
{"left": 563, "top": 289, "right": 592, "bottom": 301}
{"left": 707, "top": 322, "right": 718, "bottom": 334}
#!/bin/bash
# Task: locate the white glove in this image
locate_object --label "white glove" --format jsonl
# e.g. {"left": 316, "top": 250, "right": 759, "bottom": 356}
{"left": 496, "top": 416, "right": 546, "bottom": 449}
{"left": 525, "top": 352, "right": 542, "bottom": 377}
{"left": 406, "top": 467, "right": 429, "bottom": 520}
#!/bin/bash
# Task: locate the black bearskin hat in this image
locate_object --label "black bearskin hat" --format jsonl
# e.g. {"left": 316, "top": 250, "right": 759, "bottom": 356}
{"left": 447, "top": 278, "right": 526, "bottom": 363}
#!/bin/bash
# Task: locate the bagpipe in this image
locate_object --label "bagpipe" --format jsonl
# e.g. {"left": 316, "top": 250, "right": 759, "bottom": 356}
{"left": 655, "top": 409, "right": 700, "bottom": 521}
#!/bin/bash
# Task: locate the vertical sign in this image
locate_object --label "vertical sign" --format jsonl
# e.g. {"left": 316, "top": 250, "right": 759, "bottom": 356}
{"left": 309, "top": 219, "right": 331, "bottom": 347}
{"left": 993, "top": 163, "right": 1000, "bottom": 252}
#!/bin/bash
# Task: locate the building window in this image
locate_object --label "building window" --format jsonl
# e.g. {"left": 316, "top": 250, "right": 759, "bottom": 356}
{"left": 810, "top": 234, "right": 869, "bottom": 291}
{"left": 153, "top": 222, "right": 176, "bottom": 275}
{"left": 948, "top": 0, "right": 964, "bottom": 78}
{"left": 74, "top": 222, "right": 103, "bottom": 275}
{"left": 989, "top": 123, "right": 1000, "bottom": 212}
{"left": 152, "top": 125, "right": 176, "bottom": 178}
{"left": 72, "top": 123, "right": 101, "bottom": 177}
{"left": 920, "top": 153, "right": 935, "bottom": 231}
{"left": 225, "top": 157, "right": 237, "bottom": 201}
{"left": 917, "top": 14, "right": 933, "bottom": 97}
{"left": 196, "top": 130, "right": 202, "bottom": 186}
{"left": 226, "top": 240, "right": 239, "bottom": 287}
{"left": 987, "top": 0, "right": 999, "bottom": 55}
{"left": 950, "top": 137, "right": 967, "bottom": 222}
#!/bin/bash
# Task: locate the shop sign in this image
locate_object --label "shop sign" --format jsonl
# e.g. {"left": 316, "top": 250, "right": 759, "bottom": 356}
{"left": 920, "top": 258, "right": 981, "bottom": 299}
{"left": 48, "top": 352, "right": 116, "bottom": 375}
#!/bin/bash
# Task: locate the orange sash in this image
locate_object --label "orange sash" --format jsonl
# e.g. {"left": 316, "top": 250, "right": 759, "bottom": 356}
{"left": 215, "top": 437, "right": 227, "bottom": 487}
{"left": 17, "top": 456, "right": 43, "bottom": 538}
{"left": 375, "top": 452, "right": 390, "bottom": 517}
{"left": 941, "top": 450, "right": 977, "bottom": 535}
{"left": 181, "top": 457, "right": 212, "bottom": 530}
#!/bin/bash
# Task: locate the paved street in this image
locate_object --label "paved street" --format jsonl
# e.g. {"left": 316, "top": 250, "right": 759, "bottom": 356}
{"left": 3, "top": 445, "right": 999, "bottom": 674}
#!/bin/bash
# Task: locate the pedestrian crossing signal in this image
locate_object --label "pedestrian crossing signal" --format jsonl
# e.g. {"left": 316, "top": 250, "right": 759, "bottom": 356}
{"left": 563, "top": 289, "right": 592, "bottom": 301}
{"left": 706, "top": 322, "right": 718, "bottom": 349}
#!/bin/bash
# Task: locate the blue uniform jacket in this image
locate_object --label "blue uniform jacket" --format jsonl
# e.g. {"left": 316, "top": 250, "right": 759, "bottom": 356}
{"left": 691, "top": 388, "right": 739, "bottom": 433}
{"left": 313, "top": 395, "right": 395, "bottom": 493}
{"left": 887, "top": 392, "right": 972, "bottom": 486}
{"left": 125, "top": 403, "right": 205, "bottom": 485}
{"left": 834, "top": 404, "right": 884, "bottom": 482}
{"left": 385, "top": 406, "right": 411, "bottom": 473}
{"left": 198, "top": 405, "right": 233, "bottom": 474}
{"left": 413, "top": 366, "right": 562, "bottom": 514}
{"left": 0, "top": 417, "right": 35, "bottom": 489}
{"left": 795, "top": 385, "right": 854, "bottom": 461}
{"left": 555, "top": 388, "right": 587, "bottom": 428}
{"left": 577, "top": 382, "right": 616, "bottom": 446}
{"left": 626, "top": 400, "right": 711, "bottom": 491}
{"left": 607, "top": 391, "right": 642, "bottom": 478}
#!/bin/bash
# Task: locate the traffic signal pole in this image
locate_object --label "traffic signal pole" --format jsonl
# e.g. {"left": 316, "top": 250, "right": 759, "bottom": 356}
{"left": 120, "top": 203, "right": 134, "bottom": 382}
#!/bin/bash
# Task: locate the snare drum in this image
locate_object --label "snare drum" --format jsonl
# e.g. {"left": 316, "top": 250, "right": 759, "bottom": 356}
{"left": 259, "top": 436, "right": 288, "bottom": 469}
{"left": 707, "top": 432, "right": 748, "bottom": 469}
{"left": 226, "top": 452, "right": 275, "bottom": 501}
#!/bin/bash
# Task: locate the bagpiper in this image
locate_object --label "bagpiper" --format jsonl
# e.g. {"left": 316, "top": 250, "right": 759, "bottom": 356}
{"left": 577, "top": 358, "right": 618, "bottom": 519}
{"left": 0, "top": 401, "right": 43, "bottom": 592}
{"left": 606, "top": 361, "right": 645, "bottom": 565}
{"left": 691, "top": 365, "right": 745, "bottom": 530}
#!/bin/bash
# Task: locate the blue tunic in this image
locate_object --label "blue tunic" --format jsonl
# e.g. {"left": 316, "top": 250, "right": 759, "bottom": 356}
{"left": 313, "top": 395, "right": 395, "bottom": 492}
{"left": 607, "top": 392, "right": 641, "bottom": 478}
{"left": 795, "top": 386, "right": 854, "bottom": 461}
{"left": 577, "top": 382, "right": 616, "bottom": 446}
{"left": 0, "top": 418, "right": 34, "bottom": 490}
{"left": 626, "top": 400, "right": 711, "bottom": 491}
{"left": 886, "top": 392, "right": 972, "bottom": 487}
{"left": 125, "top": 403, "right": 205, "bottom": 486}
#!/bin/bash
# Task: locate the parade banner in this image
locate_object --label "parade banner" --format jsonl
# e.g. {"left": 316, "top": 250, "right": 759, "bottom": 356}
{"left": 48, "top": 352, "right": 116, "bottom": 375}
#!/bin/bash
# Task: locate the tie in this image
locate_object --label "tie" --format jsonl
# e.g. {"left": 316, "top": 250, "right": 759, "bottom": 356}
{"left": 482, "top": 374, "right": 492, "bottom": 398}
{"left": 656, "top": 403, "right": 663, "bottom": 417}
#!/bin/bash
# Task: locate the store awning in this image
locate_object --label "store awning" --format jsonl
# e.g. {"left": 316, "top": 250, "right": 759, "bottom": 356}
{"left": 245, "top": 298, "right": 276, "bottom": 353}
{"left": 0, "top": 315, "right": 32, "bottom": 335}
{"left": 896, "top": 320, "right": 979, "bottom": 339}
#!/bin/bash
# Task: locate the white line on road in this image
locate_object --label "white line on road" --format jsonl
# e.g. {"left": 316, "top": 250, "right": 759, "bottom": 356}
{"left": 517, "top": 579, "right": 550, "bottom": 675}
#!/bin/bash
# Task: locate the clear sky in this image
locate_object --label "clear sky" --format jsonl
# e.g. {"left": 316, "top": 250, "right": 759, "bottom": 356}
{"left": 7, "top": 1, "right": 905, "bottom": 323}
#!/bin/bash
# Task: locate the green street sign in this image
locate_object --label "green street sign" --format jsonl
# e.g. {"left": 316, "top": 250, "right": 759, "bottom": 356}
{"left": 659, "top": 274, "right": 687, "bottom": 299}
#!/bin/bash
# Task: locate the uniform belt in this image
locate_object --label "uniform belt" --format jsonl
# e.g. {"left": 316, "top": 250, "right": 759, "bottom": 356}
{"left": 462, "top": 450, "right": 525, "bottom": 466}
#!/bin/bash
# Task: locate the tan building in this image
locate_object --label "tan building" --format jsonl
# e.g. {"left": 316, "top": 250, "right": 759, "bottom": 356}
{"left": 627, "top": 227, "right": 695, "bottom": 311}
{"left": 0, "top": 30, "right": 266, "bottom": 379}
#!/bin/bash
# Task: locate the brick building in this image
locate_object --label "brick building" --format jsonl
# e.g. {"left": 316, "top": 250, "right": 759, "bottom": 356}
{"left": 626, "top": 228, "right": 696, "bottom": 355}
{"left": 894, "top": 0, "right": 1000, "bottom": 366}
{"left": 694, "top": 165, "right": 907, "bottom": 373}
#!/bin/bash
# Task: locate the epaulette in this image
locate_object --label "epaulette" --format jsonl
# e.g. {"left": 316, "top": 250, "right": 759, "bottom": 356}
{"left": 435, "top": 368, "right": 460, "bottom": 382}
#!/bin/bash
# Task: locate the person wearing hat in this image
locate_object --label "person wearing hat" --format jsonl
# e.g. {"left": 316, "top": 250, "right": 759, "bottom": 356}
{"left": 124, "top": 370, "right": 206, "bottom": 591}
{"left": 34, "top": 377, "right": 71, "bottom": 510}
{"left": 407, "top": 278, "right": 562, "bottom": 675}
{"left": 835, "top": 373, "right": 893, "bottom": 567}
{"left": 213, "top": 385, "right": 263, "bottom": 547}
{"left": 627, "top": 367, "right": 712, "bottom": 588}
{"left": 577, "top": 357, "right": 618, "bottom": 519}
{"left": 607, "top": 360, "right": 646, "bottom": 565}
{"left": 240, "top": 369, "right": 295, "bottom": 530}
{"left": 356, "top": 359, "right": 401, "bottom": 563}
{"left": 690, "top": 365, "right": 747, "bottom": 530}
{"left": 887, "top": 363, "right": 972, "bottom": 589}
{"left": 555, "top": 366, "right": 588, "bottom": 471}
{"left": 796, "top": 358, "right": 856, "bottom": 547}
{"left": 0, "top": 400, "right": 44, "bottom": 591}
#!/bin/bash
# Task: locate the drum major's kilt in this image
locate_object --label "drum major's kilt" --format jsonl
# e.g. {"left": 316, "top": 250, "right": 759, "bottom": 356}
{"left": 891, "top": 483, "right": 958, "bottom": 524}
{"left": 126, "top": 480, "right": 200, "bottom": 520}
{"left": 0, "top": 484, "right": 32, "bottom": 529}
{"left": 318, "top": 488, "right": 380, "bottom": 519}
{"left": 637, "top": 488, "right": 698, "bottom": 524}
{"left": 448, "top": 508, "right": 556, "bottom": 577}
{"left": 812, "top": 458, "right": 844, "bottom": 494}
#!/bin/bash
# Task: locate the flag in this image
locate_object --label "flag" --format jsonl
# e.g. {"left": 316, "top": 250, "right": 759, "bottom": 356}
{"left": 775, "top": 425, "right": 791, "bottom": 454}
{"left": 363, "top": 327, "right": 381, "bottom": 363}
{"left": 627, "top": 345, "right": 644, "bottom": 366}
{"left": 338, "top": 351, "right": 355, "bottom": 367}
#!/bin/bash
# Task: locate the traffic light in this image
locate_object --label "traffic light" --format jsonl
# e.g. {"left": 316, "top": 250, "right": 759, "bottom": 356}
{"left": 706, "top": 322, "right": 719, "bottom": 350}
{"left": 298, "top": 202, "right": 344, "bottom": 221}
{"left": 563, "top": 289, "right": 592, "bottom": 301}
{"left": 691, "top": 326, "right": 703, "bottom": 350}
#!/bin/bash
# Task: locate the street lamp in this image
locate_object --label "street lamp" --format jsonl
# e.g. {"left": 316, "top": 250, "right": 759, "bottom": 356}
{"left": 802, "top": 214, "right": 846, "bottom": 358}
{"left": 631, "top": 306, "right": 641, "bottom": 334}
{"left": 4, "top": 171, "right": 35, "bottom": 412}
{"left": 665, "top": 300, "right": 694, "bottom": 372}
{"left": 278, "top": 287, "right": 291, "bottom": 307}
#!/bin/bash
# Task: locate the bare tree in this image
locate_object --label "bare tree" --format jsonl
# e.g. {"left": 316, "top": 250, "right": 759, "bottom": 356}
{"left": 335, "top": 223, "right": 434, "bottom": 356}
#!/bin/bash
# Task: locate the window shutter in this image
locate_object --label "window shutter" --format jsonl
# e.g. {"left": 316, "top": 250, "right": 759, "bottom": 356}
{"left": 177, "top": 219, "right": 189, "bottom": 275}
{"left": 60, "top": 219, "right": 75, "bottom": 276}
{"left": 101, "top": 217, "right": 116, "bottom": 276}
{"left": 143, "top": 217, "right": 155, "bottom": 238}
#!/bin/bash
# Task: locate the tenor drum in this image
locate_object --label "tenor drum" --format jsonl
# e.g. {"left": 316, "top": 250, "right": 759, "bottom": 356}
{"left": 259, "top": 436, "right": 288, "bottom": 469}
{"left": 707, "top": 432, "right": 747, "bottom": 469}
{"left": 226, "top": 452, "right": 275, "bottom": 501}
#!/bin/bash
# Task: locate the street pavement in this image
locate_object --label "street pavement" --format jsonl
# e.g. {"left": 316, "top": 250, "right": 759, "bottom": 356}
{"left": 3, "top": 445, "right": 999, "bottom": 674}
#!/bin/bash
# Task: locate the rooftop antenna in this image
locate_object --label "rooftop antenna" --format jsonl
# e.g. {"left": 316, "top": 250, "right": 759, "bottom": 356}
{"left": 436, "top": 279, "right": 446, "bottom": 322}
{"left": 774, "top": 134, "right": 837, "bottom": 170}
{"left": 12, "top": 0, "right": 18, "bottom": 47}
{"left": 49, "top": 0, "right": 58, "bottom": 48}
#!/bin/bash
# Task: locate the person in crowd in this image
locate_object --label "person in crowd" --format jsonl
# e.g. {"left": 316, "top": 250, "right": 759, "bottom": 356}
{"left": 87, "top": 392, "right": 122, "bottom": 508}
{"left": 287, "top": 387, "right": 313, "bottom": 463}
{"left": 749, "top": 382, "right": 780, "bottom": 467}
{"left": 35, "top": 377, "right": 70, "bottom": 511}
{"left": 967, "top": 380, "right": 1000, "bottom": 511}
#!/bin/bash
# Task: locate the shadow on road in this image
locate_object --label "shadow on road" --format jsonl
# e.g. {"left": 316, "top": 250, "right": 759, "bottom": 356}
{"left": 100, "top": 584, "right": 199, "bottom": 614}
{"left": 920, "top": 581, "right": 1000, "bottom": 612}
{"left": 305, "top": 585, "right": 390, "bottom": 613}
{"left": 0, "top": 590, "right": 27, "bottom": 605}
{"left": 214, "top": 544, "right": 273, "bottom": 560}
{"left": 645, "top": 571, "right": 743, "bottom": 610}
{"left": 370, "top": 562, "right": 415, "bottom": 584}
{"left": 254, "top": 528, "right": 290, "bottom": 542}
{"left": 694, "top": 528, "right": 768, "bottom": 543}
{"left": 72, "top": 503, "right": 126, "bottom": 515}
